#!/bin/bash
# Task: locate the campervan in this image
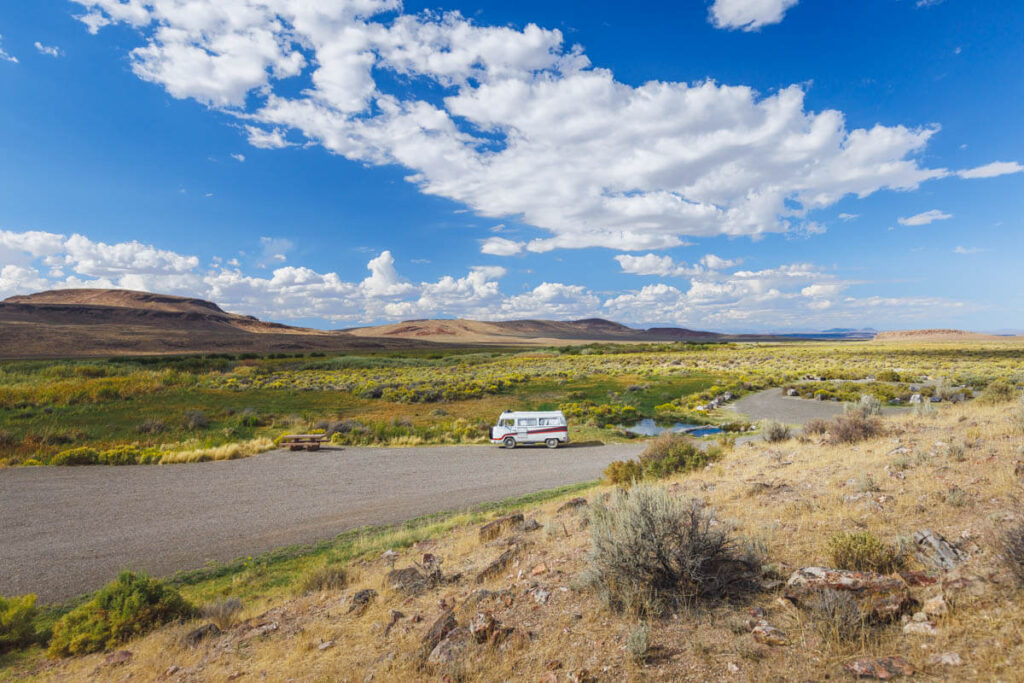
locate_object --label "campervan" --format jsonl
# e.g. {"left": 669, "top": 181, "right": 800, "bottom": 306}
{"left": 490, "top": 410, "right": 569, "bottom": 449}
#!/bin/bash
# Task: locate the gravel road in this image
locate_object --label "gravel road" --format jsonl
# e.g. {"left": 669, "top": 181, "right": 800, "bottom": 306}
{"left": 0, "top": 442, "right": 642, "bottom": 602}
{"left": 729, "top": 388, "right": 908, "bottom": 424}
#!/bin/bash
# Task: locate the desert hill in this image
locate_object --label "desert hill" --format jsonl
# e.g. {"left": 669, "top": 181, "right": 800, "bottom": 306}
{"left": 345, "top": 318, "right": 752, "bottom": 344}
{"left": 0, "top": 289, "right": 426, "bottom": 358}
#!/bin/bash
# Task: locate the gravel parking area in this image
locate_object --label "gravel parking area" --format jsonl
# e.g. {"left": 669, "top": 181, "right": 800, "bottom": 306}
{"left": 729, "top": 388, "right": 908, "bottom": 424}
{"left": 0, "top": 441, "right": 642, "bottom": 602}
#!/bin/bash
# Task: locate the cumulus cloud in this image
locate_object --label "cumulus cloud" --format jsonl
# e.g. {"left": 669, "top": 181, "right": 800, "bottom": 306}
{"left": 709, "top": 0, "right": 800, "bottom": 31}
{"left": 34, "top": 42, "right": 63, "bottom": 57}
{"left": 0, "top": 227, "right": 965, "bottom": 329}
{"left": 897, "top": 209, "right": 952, "bottom": 226}
{"left": 245, "top": 126, "right": 291, "bottom": 149}
{"left": 700, "top": 254, "right": 742, "bottom": 270}
{"left": 615, "top": 253, "right": 741, "bottom": 277}
{"left": 480, "top": 237, "right": 525, "bottom": 256}
{"left": 956, "top": 161, "right": 1024, "bottom": 180}
{"left": 70, "top": 0, "right": 963, "bottom": 252}
{"left": 230, "top": 153, "right": 246, "bottom": 162}
{"left": 0, "top": 34, "right": 18, "bottom": 63}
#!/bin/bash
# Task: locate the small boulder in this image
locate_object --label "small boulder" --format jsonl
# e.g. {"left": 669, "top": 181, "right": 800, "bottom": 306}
{"left": 479, "top": 513, "right": 525, "bottom": 542}
{"left": 520, "top": 519, "right": 542, "bottom": 532}
{"left": 843, "top": 656, "right": 914, "bottom": 679}
{"left": 468, "top": 612, "right": 499, "bottom": 643}
{"left": 475, "top": 547, "right": 518, "bottom": 584}
{"left": 347, "top": 588, "right": 378, "bottom": 616}
{"left": 751, "top": 621, "right": 787, "bottom": 646}
{"left": 420, "top": 609, "right": 457, "bottom": 662}
{"left": 903, "top": 620, "right": 938, "bottom": 635}
{"left": 556, "top": 497, "right": 588, "bottom": 513}
{"left": 531, "top": 563, "right": 549, "bottom": 576}
{"left": 914, "top": 529, "right": 966, "bottom": 570}
{"left": 928, "top": 652, "right": 963, "bottom": 667}
{"left": 427, "top": 626, "right": 470, "bottom": 666}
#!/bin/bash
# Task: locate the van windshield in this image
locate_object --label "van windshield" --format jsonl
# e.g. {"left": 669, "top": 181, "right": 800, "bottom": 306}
{"left": 498, "top": 418, "right": 514, "bottom": 427}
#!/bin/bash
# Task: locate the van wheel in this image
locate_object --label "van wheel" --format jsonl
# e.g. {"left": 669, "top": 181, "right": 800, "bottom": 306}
{"left": 545, "top": 439, "right": 559, "bottom": 449}
{"left": 503, "top": 436, "right": 516, "bottom": 449}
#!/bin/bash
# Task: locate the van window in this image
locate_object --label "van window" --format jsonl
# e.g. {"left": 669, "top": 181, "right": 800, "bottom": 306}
{"left": 499, "top": 418, "right": 514, "bottom": 427}
{"left": 538, "top": 417, "right": 556, "bottom": 426}
{"left": 518, "top": 418, "right": 538, "bottom": 427}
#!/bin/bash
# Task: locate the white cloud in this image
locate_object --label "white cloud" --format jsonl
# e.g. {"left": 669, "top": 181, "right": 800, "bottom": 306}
{"left": 897, "top": 209, "right": 952, "bottom": 226}
{"left": 72, "top": 0, "right": 957, "bottom": 252}
{"left": 953, "top": 245, "right": 982, "bottom": 255}
{"left": 34, "top": 42, "right": 64, "bottom": 57}
{"left": 700, "top": 254, "right": 742, "bottom": 270}
{"left": 709, "top": 0, "right": 800, "bottom": 31}
{"left": 230, "top": 153, "right": 246, "bottom": 162}
{"left": 0, "top": 34, "right": 18, "bottom": 63}
{"left": 359, "top": 250, "right": 416, "bottom": 297}
{"left": 838, "top": 213, "right": 859, "bottom": 221}
{"left": 956, "top": 161, "right": 1024, "bottom": 180}
{"left": 0, "top": 227, "right": 966, "bottom": 329}
{"left": 245, "top": 126, "right": 291, "bottom": 149}
{"left": 616, "top": 253, "right": 696, "bottom": 277}
{"left": 480, "top": 237, "right": 525, "bottom": 256}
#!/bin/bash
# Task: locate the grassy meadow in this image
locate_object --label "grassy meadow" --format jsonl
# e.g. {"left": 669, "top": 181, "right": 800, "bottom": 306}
{"left": 1, "top": 340, "right": 1022, "bottom": 466}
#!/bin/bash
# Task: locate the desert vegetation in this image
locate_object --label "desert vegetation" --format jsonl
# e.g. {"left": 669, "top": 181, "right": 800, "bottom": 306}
{"left": 1, "top": 340, "right": 1020, "bottom": 467}
{"left": 4, "top": 392, "right": 1024, "bottom": 680}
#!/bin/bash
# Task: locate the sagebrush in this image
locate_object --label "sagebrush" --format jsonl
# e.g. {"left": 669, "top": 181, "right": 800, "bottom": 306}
{"left": 584, "top": 484, "right": 759, "bottom": 615}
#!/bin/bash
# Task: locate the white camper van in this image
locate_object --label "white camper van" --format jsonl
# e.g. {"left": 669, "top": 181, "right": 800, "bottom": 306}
{"left": 490, "top": 410, "right": 569, "bottom": 449}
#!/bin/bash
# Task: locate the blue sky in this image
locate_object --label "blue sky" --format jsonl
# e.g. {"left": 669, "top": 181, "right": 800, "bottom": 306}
{"left": 0, "top": 0, "right": 1021, "bottom": 331}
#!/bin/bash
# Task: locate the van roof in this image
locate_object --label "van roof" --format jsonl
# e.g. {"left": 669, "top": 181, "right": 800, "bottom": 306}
{"left": 498, "top": 410, "right": 565, "bottom": 417}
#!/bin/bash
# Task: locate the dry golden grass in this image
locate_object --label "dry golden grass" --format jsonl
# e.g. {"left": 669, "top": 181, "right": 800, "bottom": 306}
{"left": 158, "top": 437, "right": 275, "bottom": 464}
{"left": 21, "top": 401, "right": 1024, "bottom": 681}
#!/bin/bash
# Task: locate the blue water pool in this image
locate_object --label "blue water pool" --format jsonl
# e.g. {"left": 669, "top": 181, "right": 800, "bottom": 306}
{"left": 620, "top": 418, "right": 723, "bottom": 437}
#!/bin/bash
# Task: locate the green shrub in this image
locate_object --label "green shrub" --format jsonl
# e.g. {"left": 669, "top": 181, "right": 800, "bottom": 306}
{"left": 98, "top": 446, "right": 140, "bottom": 466}
{"left": 978, "top": 379, "right": 1019, "bottom": 405}
{"left": 583, "top": 484, "right": 759, "bottom": 615}
{"left": 50, "top": 447, "right": 99, "bottom": 466}
{"left": 875, "top": 370, "right": 901, "bottom": 382}
{"left": 640, "top": 435, "right": 712, "bottom": 479}
{"left": 826, "top": 532, "right": 904, "bottom": 574}
{"left": 0, "top": 593, "right": 38, "bottom": 652}
{"left": 48, "top": 571, "right": 196, "bottom": 657}
{"left": 603, "top": 459, "right": 644, "bottom": 486}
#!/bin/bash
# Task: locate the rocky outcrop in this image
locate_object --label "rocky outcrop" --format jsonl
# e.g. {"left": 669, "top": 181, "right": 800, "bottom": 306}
{"left": 784, "top": 567, "right": 912, "bottom": 620}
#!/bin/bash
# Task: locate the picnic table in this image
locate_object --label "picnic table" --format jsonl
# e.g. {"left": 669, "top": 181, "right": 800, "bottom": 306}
{"left": 280, "top": 434, "right": 328, "bottom": 451}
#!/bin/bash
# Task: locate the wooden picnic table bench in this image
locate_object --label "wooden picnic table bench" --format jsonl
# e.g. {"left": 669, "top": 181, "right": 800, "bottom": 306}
{"left": 280, "top": 434, "right": 328, "bottom": 451}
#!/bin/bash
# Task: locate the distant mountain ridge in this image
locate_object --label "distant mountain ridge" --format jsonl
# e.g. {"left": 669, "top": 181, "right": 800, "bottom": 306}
{"left": 11, "top": 287, "right": 999, "bottom": 359}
